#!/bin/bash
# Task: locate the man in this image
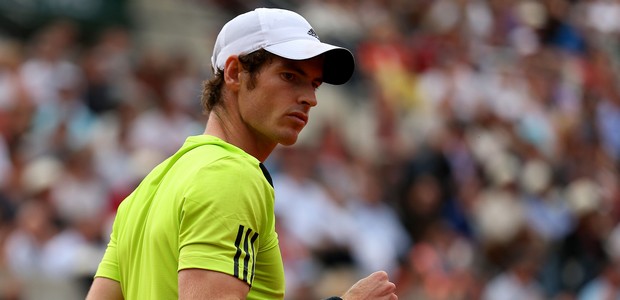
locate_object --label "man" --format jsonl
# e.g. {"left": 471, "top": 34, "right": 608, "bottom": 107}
{"left": 86, "top": 7, "right": 398, "bottom": 300}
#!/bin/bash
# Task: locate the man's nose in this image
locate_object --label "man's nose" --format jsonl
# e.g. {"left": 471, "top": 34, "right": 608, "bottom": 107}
{"left": 299, "top": 90, "right": 317, "bottom": 107}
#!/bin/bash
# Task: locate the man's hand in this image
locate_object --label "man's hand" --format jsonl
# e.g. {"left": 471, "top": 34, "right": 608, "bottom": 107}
{"left": 341, "top": 271, "right": 397, "bottom": 300}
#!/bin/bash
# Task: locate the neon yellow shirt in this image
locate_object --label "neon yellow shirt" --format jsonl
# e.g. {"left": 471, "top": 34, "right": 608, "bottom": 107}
{"left": 95, "top": 135, "right": 285, "bottom": 299}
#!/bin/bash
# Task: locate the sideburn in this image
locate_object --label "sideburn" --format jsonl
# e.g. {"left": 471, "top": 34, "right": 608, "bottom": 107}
{"left": 244, "top": 70, "right": 259, "bottom": 91}
{"left": 238, "top": 49, "right": 274, "bottom": 91}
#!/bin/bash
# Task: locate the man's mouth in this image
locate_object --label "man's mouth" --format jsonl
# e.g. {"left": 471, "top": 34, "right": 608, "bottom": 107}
{"left": 287, "top": 112, "right": 308, "bottom": 125}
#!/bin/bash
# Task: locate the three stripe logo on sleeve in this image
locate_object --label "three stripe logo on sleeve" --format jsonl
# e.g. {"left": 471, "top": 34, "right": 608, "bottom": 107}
{"left": 233, "top": 224, "right": 259, "bottom": 284}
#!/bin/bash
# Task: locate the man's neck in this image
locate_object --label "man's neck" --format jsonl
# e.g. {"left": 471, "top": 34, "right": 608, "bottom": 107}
{"left": 204, "top": 109, "right": 276, "bottom": 162}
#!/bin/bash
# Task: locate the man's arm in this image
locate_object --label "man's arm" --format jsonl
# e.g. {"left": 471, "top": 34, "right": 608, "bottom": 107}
{"left": 178, "top": 268, "right": 250, "bottom": 300}
{"left": 86, "top": 277, "right": 124, "bottom": 300}
{"left": 86, "top": 269, "right": 395, "bottom": 300}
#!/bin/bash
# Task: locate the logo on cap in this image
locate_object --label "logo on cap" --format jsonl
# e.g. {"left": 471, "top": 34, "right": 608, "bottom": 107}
{"left": 307, "top": 28, "right": 319, "bottom": 40}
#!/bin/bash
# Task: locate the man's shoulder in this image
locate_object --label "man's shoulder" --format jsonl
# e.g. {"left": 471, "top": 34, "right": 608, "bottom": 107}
{"left": 180, "top": 135, "right": 258, "bottom": 164}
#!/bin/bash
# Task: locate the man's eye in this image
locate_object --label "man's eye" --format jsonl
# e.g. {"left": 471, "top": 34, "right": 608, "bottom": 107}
{"left": 281, "top": 73, "right": 295, "bottom": 81}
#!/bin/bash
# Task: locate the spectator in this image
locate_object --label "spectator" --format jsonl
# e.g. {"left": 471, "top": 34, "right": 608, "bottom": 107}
{"left": 0, "top": 0, "right": 619, "bottom": 298}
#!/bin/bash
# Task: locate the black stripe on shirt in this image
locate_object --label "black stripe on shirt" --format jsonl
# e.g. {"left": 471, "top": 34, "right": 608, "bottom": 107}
{"left": 233, "top": 225, "right": 260, "bottom": 284}
{"left": 249, "top": 231, "right": 259, "bottom": 283}
{"left": 242, "top": 228, "right": 252, "bottom": 281}
{"left": 233, "top": 225, "right": 244, "bottom": 278}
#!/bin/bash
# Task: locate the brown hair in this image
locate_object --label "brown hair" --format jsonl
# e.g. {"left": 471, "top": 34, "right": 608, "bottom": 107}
{"left": 200, "top": 49, "right": 273, "bottom": 114}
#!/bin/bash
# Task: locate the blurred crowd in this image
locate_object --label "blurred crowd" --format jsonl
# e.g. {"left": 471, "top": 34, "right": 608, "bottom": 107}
{"left": 0, "top": 0, "right": 619, "bottom": 299}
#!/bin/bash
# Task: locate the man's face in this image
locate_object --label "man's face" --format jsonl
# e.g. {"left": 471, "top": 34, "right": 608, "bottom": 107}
{"left": 237, "top": 55, "right": 324, "bottom": 146}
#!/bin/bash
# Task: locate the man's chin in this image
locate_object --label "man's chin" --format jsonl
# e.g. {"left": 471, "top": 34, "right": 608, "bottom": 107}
{"left": 278, "top": 134, "right": 299, "bottom": 146}
{"left": 279, "top": 138, "right": 298, "bottom": 147}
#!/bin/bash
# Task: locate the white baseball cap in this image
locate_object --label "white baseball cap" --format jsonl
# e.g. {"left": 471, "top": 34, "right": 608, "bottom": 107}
{"left": 211, "top": 8, "right": 355, "bottom": 85}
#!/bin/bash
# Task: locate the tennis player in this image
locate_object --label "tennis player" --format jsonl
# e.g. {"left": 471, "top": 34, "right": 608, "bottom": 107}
{"left": 86, "top": 7, "right": 397, "bottom": 300}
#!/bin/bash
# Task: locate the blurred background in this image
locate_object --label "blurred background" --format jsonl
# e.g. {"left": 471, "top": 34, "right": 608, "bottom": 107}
{"left": 0, "top": 0, "right": 619, "bottom": 299}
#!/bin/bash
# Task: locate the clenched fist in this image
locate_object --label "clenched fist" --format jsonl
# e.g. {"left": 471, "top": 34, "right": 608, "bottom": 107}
{"left": 341, "top": 271, "right": 397, "bottom": 300}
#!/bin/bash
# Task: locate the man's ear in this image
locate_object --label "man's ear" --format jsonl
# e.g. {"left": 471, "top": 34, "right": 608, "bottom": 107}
{"left": 223, "top": 55, "right": 242, "bottom": 91}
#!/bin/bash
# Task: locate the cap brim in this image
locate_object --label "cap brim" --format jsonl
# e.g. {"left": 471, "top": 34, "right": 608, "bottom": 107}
{"left": 265, "top": 40, "right": 355, "bottom": 85}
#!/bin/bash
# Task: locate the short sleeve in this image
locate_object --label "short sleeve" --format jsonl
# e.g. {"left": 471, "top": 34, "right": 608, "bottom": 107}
{"left": 95, "top": 213, "right": 121, "bottom": 282}
{"left": 178, "top": 157, "right": 271, "bottom": 286}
